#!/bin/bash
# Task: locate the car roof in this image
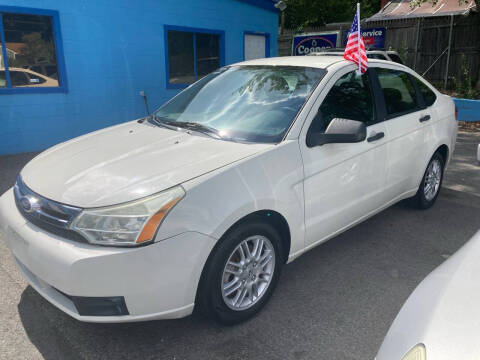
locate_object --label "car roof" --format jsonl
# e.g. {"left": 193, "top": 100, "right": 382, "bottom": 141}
{"left": 5, "top": 67, "right": 49, "bottom": 78}
{"left": 232, "top": 56, "right": 346, "bottom": 69}
{"left": 232, "top": 56, "right": 420, "bottom": 82}
{"left": 309, "top": 50, "right": 387, "bottom": 55}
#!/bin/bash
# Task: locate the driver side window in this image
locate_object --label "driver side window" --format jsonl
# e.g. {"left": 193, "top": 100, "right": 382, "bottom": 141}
{"left": 309, "top": 70, "right": 376, "bottom": 133}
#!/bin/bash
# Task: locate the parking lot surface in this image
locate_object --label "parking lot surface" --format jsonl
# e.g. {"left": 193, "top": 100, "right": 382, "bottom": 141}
{"left": 1, "top": 130, "right": 479, "bottom": 360}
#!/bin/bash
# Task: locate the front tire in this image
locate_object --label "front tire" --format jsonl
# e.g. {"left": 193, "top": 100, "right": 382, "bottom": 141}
{"left": 411, "top": 152, "right": 444, "bottom": 209}
{"left": 198, "top": 220, "right": 284, "bottom": 325}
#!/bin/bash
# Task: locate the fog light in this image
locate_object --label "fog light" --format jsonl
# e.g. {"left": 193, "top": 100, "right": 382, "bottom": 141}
{"left": 69, "top": 296, "right": 129, "bottom": 316}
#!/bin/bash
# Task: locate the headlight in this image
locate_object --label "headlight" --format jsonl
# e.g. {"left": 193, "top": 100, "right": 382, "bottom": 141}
{"left": 401, "top": 344, "right": 426, "bottom": 360}
{"left": 70, "top": 186, "right": 185, "bottom": 246}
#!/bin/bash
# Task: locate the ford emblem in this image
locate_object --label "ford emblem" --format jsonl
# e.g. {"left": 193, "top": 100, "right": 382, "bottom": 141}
{"left": 20, "top": 196, "right": 37, "bottom": 213}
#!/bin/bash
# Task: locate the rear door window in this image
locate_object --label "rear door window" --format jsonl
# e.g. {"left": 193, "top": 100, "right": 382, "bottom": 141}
{"left": 376, "top": 68, "right": 419, "bottom": 118}
{"left": 9, "top": 71, "right": 30, "bottom": 86}
{"left": 412, "top": 76, "right": 437, "bottom": 107}
{"left": 388, "top": 54, "right": 404, "bottom": 64}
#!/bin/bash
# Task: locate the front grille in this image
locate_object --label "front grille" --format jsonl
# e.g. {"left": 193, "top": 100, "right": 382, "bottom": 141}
{"left": 14, "top": 176, "right": 87, "bottom": 243}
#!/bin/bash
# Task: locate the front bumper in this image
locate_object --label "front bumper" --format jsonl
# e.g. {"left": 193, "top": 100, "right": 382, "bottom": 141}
{"left": 0, "top": 189, "right": 216, "bottom": 323}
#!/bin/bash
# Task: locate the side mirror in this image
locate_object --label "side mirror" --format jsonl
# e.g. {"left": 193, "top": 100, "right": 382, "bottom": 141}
{"left": 306, "top": 118, "right": 367, "bottom": 147}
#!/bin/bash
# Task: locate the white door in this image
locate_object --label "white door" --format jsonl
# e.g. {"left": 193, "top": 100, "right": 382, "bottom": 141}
{"left": 375, "top": 68, "right": 428, "bottom": 198}
{"left": 300, "top": 68, "right": 388, "bottom": 247}
{"left": 244, "top": 34, "right": 267, "bottom": 60}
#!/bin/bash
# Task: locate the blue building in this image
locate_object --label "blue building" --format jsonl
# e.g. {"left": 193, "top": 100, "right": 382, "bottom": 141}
{"left": 0, "top": 0, "right": 278, "bottom": 154}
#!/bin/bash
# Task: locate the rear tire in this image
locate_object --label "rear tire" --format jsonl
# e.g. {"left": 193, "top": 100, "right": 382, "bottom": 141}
{"left": 411, "top": 152, "right": 444, "bottom": 209}
{"left": 197, "top": 220, "right": 284, "bottom": 325}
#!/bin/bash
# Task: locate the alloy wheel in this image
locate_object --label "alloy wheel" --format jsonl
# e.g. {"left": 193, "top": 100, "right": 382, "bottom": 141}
{"left": 424, "top": 158, "right": 442, "bottom": 201}
{"left": 221, "top": 235, "right": 275, "bottom": 311}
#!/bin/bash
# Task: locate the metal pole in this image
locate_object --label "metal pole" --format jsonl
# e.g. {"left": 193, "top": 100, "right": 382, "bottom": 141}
{"left": 357, "top": 3, "right": 361, "bottom": 74}
{"left": 413, "top": 18, "right": 420, "bottom": 71}
{"left": 280, "top": 11, "right": 285, "bottom": 35}
{"left": 444, "top": 15, "right": 454, "bottom": 90}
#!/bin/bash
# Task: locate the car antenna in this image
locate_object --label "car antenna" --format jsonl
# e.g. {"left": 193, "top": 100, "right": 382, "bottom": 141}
{"left": 137, "top": 90, "right": 151, "bottom": 123}
{"left": 140, "top": 90, "right": 150, "bottom": 115}
{"left": 138, "top": 90, "right": 150, "bottom": 123}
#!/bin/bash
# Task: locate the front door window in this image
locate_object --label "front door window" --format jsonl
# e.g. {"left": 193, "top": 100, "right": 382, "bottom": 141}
{"left": 309, "top": 70, "right": 376, "bottom": 134}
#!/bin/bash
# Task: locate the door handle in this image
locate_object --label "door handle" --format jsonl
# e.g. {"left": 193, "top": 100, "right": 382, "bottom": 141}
{"left": 367, "top": 131, "right": 385, "bottom": 142}
{"left": 419, "top": 115, "right": 431, "bottom": 123}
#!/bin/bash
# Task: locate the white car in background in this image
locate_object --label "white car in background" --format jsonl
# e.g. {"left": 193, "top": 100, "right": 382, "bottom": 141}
{"left": 376, "top": 230, "right": 480, "bottom": 360}
{"left": 0, "top": 56, "right": 457, "bottom": 325}
{"left": 0, "top": 67, "right": 59, "bottom": 87}
{"left": 308, "top": 47, "right": 405, "bottom": 64}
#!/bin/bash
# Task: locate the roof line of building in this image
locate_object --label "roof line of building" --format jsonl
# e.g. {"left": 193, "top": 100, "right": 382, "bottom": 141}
{"left": 365, "top": 0, "right": 477, "bottom": 22}
{"left": 366, "top": 11, "right": 474, "bottom": 21}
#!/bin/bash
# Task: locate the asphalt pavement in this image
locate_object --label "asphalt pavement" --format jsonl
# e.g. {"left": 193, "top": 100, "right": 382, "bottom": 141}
{"left": 0, "top": 130, "right": 479, "bottom": 360}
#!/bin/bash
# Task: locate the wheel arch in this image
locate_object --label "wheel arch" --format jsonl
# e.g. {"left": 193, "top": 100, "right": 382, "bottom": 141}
{"left": 207, "top": 209, "right": 291, "bottom": 266}
{"left": 194, "top": 209, "right": 291, "bottom": 310}
{"left": 435, "top": 144, "right": 449, "bottom": 164}
{"left": 424, "top": 143, "right": 450, "bottom": 169}
{"left": 414, "top": 143, "right": 449, "bottom": 190}
{"left": 229, "top": 210, "right": 291, "bottom": 263}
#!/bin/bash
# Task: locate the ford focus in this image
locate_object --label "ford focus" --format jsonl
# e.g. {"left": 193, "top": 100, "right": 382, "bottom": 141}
{"left": 0, "top": 56, "right": 457, "bottom": 324}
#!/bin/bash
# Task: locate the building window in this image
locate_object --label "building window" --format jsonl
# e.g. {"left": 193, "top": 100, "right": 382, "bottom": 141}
{"left": 244, "top": 32, "right": 270, "bottom": 61}
{"left": 0, "top": 7, "right": 67, "bottom": 93}
{"left": 165, "top": 25, "right": 224, "bottom": 88}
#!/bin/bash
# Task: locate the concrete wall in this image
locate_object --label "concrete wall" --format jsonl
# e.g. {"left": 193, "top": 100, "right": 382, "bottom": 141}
{"left": 454, "top": 98, "right": 480, "bottom": 122}
{"left": 0, "top": 0, "right": 278, "bottom": 154}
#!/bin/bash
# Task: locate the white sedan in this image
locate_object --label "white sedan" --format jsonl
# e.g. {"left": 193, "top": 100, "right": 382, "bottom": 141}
{"left": 376, "top": 230, "right": 480, "bottom": 360}
{"left": 0, "top": 56, "right": 457, "bottom": 324}
{"left": 0, "top": 67, "right": 59, "bottom": 87}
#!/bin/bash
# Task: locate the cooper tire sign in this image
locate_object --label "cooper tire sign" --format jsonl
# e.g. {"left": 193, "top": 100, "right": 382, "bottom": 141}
{"left": 292, "top": 32, "right": 339, "bottom": 56}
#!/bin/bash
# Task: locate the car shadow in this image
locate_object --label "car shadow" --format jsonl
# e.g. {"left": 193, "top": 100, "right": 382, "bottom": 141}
{"left": 17, "top": 187, "right": 480, "bottom": 360}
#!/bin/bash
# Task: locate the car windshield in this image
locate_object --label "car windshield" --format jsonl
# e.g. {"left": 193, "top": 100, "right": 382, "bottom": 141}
{"left": 154, "top": 65, "right": 326, "bottom": 143}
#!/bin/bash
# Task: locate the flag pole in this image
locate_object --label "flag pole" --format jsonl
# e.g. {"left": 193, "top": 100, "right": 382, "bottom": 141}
{"left": 357, "top": 2, "right": 361, "bottom": 74}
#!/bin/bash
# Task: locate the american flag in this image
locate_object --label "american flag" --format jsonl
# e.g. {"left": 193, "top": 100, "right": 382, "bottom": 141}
{"left": 344, "top": 4, "right": 368, "bottom": 74}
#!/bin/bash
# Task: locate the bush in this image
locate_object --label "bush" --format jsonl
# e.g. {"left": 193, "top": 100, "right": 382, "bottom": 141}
{"left": 456, "top": 54, "right": 478, "bottom": 100}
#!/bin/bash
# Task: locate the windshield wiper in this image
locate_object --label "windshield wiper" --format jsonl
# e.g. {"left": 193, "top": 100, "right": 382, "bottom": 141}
{"left": 164, "top": 121, "right": 223, "bottom": 139}
{"left": 147, "top": 114, "right": 178, "bottom": 130}
{"left": 147, "top": 115, "right": 223, "bottom": 139}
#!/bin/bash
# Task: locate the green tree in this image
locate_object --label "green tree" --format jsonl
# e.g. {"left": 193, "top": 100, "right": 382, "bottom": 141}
{"left": 456, "top": 54, "right": 478, "bottom": 99}
{"left": 10, "top": 32, "right": 55, "bottom": 68}
{"left": 283, "top": 0, "right": 380, "bottom": 30}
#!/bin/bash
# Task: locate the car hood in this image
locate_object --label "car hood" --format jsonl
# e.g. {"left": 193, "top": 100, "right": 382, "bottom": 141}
{"left": 376, "top": 230, "right": 480, "bottom": 360}
{"left": 21, "top": 120, "right": 272, "bottom": 208}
